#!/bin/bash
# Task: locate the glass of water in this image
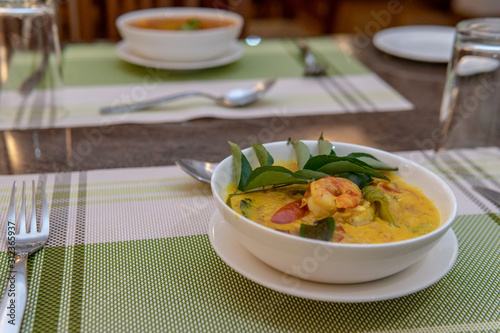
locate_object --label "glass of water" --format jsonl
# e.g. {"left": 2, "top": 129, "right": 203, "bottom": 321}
{"left": 0, "top": 0, "right": 64, "bottom": 129}
{"left": 439, "top": 18, "right": 500, "bottom": 151}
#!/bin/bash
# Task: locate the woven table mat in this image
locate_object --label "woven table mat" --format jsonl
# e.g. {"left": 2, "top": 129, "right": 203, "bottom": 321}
{"left": 0, "top": 148, "right": 499, "bottom": 332}
{"left": 0, "top": 38, "right": 412, "bottom": 130}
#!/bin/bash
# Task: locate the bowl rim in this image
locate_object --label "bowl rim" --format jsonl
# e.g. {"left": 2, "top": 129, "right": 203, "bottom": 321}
{"left": 211, "top": 140, "right": 458, "bottom": 249}
{"left": 116, "top": 7, "right": 244, "bottom": 36}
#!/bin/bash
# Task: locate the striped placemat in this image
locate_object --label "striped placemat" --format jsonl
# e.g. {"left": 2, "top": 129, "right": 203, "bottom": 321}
{"left": 0, "top": 38, "right": 413, "bottom": 130}
{"left": 0, "top": 147, "right": 499, "bottom": 332}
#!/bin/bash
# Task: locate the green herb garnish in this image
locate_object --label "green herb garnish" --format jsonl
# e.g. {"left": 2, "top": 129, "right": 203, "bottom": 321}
{"left": 252, "top": 143, "right": 274, "bottom": 166}
{"left": 182, "top": 18, "right": 200, "bottom": 30}
{"left": 347, "top": 152, "right": 398, "bottom": 171}
{"left": 227, "top": 137, "right": 398, "bottom": 197}
{"left": 318, "top": 133, "right": 334, "bottom": 156}
{"left": 299, "top": 217, "right": 335, "bottom": 241}
{"left": 337, "top": 172, "right": 373, "bottom": 189}
{"left": 240, "top": 198, "right": 254, "bottom": 218}
{"left": 288, "top": 139, "right": 311, "bottom": 170}
{"left": 228, "top": 141, "right": 252, "bottom": 191}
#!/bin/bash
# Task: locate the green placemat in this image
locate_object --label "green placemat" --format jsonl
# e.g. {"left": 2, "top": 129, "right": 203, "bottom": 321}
{"left": 0, "top": 215, "right": 497, "bottom": 332}
{"left": 1, "top": 147, "right": 500, "bottom": 332}
{"left": 1, "top": 37, "right": 413, "bottom": 130}
{"left": 62, "top": 38, "right": 370, "bottom": 87}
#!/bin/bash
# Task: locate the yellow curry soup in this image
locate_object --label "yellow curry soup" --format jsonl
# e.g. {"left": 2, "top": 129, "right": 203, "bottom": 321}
{"left": 227, "top": 168, "right": 440, "bottom": 244}
{"left": 128, "top": 16, "right": 237, "bottom": 30}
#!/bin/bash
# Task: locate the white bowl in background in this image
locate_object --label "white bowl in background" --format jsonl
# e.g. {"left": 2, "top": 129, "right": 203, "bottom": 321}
{"left": 211, "top": 141, "right": 457, "bottom": 284}
{"left": 116, "top": 7, "right": 243, "bottom": 62}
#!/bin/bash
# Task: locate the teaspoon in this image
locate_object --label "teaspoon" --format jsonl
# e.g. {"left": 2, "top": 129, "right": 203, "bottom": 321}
{"left": 175, "top": 159, "right": 218, "bottom": 184}
{"left": 100, "top": 78, "right": 276, "bottom": 114}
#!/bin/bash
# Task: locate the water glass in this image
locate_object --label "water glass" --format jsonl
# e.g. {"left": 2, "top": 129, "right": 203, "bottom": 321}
{"left": 0, "top": 0, "right": 63, "bottom": 127}
{"left": 439, "top": 18, "right": 500, "bottom": 151}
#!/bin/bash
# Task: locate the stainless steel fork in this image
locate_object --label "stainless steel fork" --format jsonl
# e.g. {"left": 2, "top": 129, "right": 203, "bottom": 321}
{"left": 0, "top": 181, "right": 49, "bottom": 333}
{"left": 295, "top": 39, "right": 329, "bottom": 76}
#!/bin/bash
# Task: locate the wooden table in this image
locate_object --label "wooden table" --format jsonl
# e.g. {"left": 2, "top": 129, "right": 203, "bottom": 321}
{"left": 0, "top": 35, "right": 447, "bottom": 175}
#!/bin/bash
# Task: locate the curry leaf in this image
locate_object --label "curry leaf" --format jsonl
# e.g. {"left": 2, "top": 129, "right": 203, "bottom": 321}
{"left": 337, "top": 172, "right": 373, "bottom": 189}
{"left": 303, "top": 155, "right": 389, "bottom": 180}
{"left": 252, "top": 143, "right": 274, "bottom": 166}
{"left": 318, "top": 161, "right": 387, "bottom": 180}
{"left": 348, "top": 152, "right": 398, "bottom": 171}
{"left": 246, "top": 171, "right": 308, "bottom": 190}
{"left": 362, "top": 186, "right": 397, "bottom": 226}
{"left": 240, "top": 198, "right": 254, "bottom": 218}
{"left": 228, "top": 139, "right": 395, "bottom": 194}
{"left": 241, "top": 168, "right": 329, "bottom": 192}
{"left": 294, "top": 169, "right": 330, "bottom": 181}
{"left": 303, "top": 154, "right": 337, "bottom": 170}
{"left": 246, "top": 165, "right": 295, "bottom": 184}
{"left": 228, "top": 141, "right": 253, "bottom": 191}
{"left": 299, "top": 217, "right": 335, "bottom": 241}
{"left": 228, "top": 141, "right": 242, "bottom": 185}
{"left": 318, "top": 134, "right": 334, "bottom": 156}
{"left": 239, "top": 155, "right": 253, "bottom": 190}
{"left": 245, "top": 166, "right": 309, "bottom": 190}
{"left": 289, "top": 139, "right": 311, "bottom": 170}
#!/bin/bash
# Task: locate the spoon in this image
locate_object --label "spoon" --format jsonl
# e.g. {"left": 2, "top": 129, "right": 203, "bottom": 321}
{"left": 100, "top": 78, "right": 276, "bottom": 114}
{"left": 175, "top": 159, "right": 218, "bottom": 184}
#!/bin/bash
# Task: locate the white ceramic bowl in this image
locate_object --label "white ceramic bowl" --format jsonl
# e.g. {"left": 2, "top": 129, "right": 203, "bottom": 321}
{"left": 116, "top": 7, "right": 243, "bottom": 62}
{"left": 211, "top": 141, "right": 457, "bottom": 284}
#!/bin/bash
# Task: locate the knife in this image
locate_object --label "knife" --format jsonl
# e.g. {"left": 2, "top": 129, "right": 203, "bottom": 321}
{"left": 473, "top": 185, "right": 500, "bottom": 206}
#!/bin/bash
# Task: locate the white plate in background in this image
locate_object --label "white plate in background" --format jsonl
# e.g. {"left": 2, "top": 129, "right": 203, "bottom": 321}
{"left": 373, "top": 25, "right": 455, "bottom": 63}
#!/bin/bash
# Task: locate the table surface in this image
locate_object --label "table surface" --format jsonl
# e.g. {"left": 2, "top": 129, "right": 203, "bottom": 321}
{"left": 1, "top": 35, "right": 500, "bottom": 333}
{"left": 0, "top": 34, "right": 447, "bottom": 175}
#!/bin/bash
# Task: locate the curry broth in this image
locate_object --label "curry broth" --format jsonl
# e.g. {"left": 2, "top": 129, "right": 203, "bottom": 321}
{"left": 227, "top": 170, "right": 440, "bottom": 244}
{"left": 128, "top": 16, "right": 236, "bottom": 30}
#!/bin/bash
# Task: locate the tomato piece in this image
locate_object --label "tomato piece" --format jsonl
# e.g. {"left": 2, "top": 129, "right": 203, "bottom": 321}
{"left": 271, "top": 199, "right": 308, "bottom": 224}
{"left": 334, "top": 224, "right": 345, "bottom": 242}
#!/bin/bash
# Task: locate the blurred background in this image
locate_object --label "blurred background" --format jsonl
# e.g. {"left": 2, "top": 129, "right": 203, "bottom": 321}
{"left": 56, "top": 0, "right": 479, "bottom": 43}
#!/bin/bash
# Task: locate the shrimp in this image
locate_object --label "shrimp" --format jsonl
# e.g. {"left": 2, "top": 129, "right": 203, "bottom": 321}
{"left": 302, "top": 177, "right": 362, "bottom": 218}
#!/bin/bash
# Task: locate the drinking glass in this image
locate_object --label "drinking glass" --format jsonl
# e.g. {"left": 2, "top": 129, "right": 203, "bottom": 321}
{"left": 0, "top": 0, "right": 64, "bottom": 128}
{"left": 439, "top": 18, "right": 500, "bottom": 151}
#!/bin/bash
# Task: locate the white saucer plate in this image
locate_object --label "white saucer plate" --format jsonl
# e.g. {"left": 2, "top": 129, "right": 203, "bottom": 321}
{"left": 208, "top": 211, "right": 459, "bottom": 303}
{"left": 373, "top": 25, "right": 455, "bottom": 63}
{"left": 116, "top": 40, "right": 244, "bottom": 70}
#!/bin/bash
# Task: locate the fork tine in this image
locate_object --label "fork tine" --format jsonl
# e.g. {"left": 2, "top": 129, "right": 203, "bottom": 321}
{"left": 30, "top": 180, "right": 37, "bottom": 233}
{"left": 7, "top": 181, "right": 16, "bottom": 238}
{"left": 19, "top": 181, "right": 27, "bottom": 234}
{"left": 41, "top": 181, "right": 49, "bottom": 236}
